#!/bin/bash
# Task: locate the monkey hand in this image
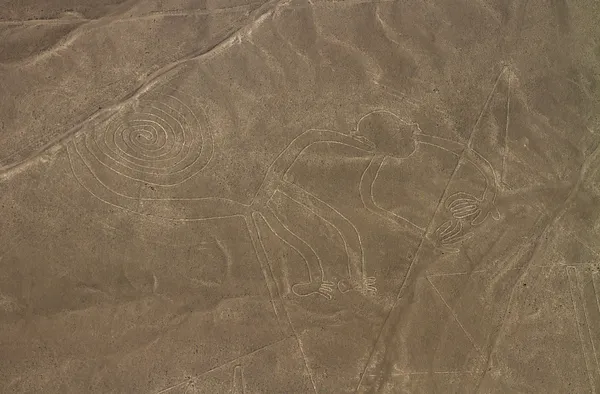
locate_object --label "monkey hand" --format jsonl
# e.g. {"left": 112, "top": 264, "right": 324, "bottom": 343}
{"left": 292, "top": 280, "right": 335, "bottom": 300}
{"left": 361, "top": 277, "right": 377, "bottom": 296}
{"left": 337, "top": 277, "right": 377, "bottom": 296}
{"left": 429, "top": 219, "right": 473, "bottom": 253}
{"left": 445, "top": 192, "right": 500, "bottom": 226}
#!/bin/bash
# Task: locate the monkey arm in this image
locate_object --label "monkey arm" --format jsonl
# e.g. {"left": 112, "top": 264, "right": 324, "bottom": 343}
{"left": 359, "top": 154, "right": 387, "bottom": 216}
{"left": 269, "top": 129, "right": 375, "bottom": 177}
{"left": 359, "top": 154, "right": 426, "bottom": 233}
{"left": 463, "top": 149, "right": 499, "bottom": 202}
{"left": 412, "top": 133, "right": 464, "bottom": 155}
{"left": 276, "top": 180, "right": 366, "bottom": 282}
{"left": 413, "top": 133, "right": 498, "bottom": 202}
{"left": 252, "top": 129, "right": 374, "bottom": 207}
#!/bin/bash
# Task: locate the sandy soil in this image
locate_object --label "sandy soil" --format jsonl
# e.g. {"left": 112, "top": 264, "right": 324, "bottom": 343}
{"left": 1, "top": 0, "right": 600, "bottom": 392}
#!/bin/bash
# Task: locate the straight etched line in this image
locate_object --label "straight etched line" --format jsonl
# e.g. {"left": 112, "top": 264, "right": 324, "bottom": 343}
{"left": 285, "top": 309, "right": 319, "bottom": 394}
{"left": 569, "top": 230, "right": 600, "bottom": 258}
{"left": 253, "top": 213, "right": 319, "bottom": 394}
{"left": 567, "top": 265, "right": 597, "bottom": 392}
{"left": 0, "top": 18, "right": 90, "bottom": 26}
{"left": 590, "top": 271, "right": 600, "bottom": 381}
{"left": 501, "top": 70, "right": 511, "bottom": 185}
{"left": 355, "top": 66, "right": 507, "bottom": 393}
{"left": 427, "top": 276, "right": 481, "bottom": 353}
{"left": 592, "top": 271, "right": 600, "bottom": 342}
{"left": 244, "top": 215, "right": 290, "bottom": 336}
{"left": 154, "top": 336, "right": 293, "bottom": 394}
{"left": 426, "top": 270, "right": 487, "bottom": 278}
{"left": 468, "top": 66, "right": 507, "bottom": 149}
{"left": 368, "top": 369, "right": 479, "bottom": 377}
{"left": 580, "top": 270, "right": 600, "bottom": 376}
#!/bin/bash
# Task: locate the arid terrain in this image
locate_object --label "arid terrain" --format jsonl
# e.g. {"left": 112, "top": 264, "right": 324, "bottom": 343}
{"left": 1, "top": 0, "right": 600, "bottom": 392}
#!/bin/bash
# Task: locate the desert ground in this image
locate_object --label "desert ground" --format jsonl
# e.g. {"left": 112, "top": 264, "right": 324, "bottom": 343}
{"left": 1, "top": 0, "right": 600, "bottom": 392}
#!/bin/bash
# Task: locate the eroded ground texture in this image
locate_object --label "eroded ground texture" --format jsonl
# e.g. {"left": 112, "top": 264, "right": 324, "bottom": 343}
{"left": 1, "top": 0, "right": 600, "bottom": 392}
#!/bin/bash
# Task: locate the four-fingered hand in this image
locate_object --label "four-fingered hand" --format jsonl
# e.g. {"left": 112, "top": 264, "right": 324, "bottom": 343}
{"left": 336, "top": 277, "right": 377, "bottom": 297}
{"left": 445, "top": 192, "right": 500, "bottom": 226}
{"left": 293, "top": 277, "right": 379, "bottom": 299}
{"left": 292, "top": 280, "right": 335, "bottom": 300}
{"left": 430, "top": 219, "right": 473, "bottom": 253}
{"left": 362, "top": 276, "right": 377, "bottom": 296}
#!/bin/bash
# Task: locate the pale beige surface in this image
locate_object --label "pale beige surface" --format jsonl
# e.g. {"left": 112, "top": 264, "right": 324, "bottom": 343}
{"left": 1, "top": 0, "right": 600, "bottom": 392}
